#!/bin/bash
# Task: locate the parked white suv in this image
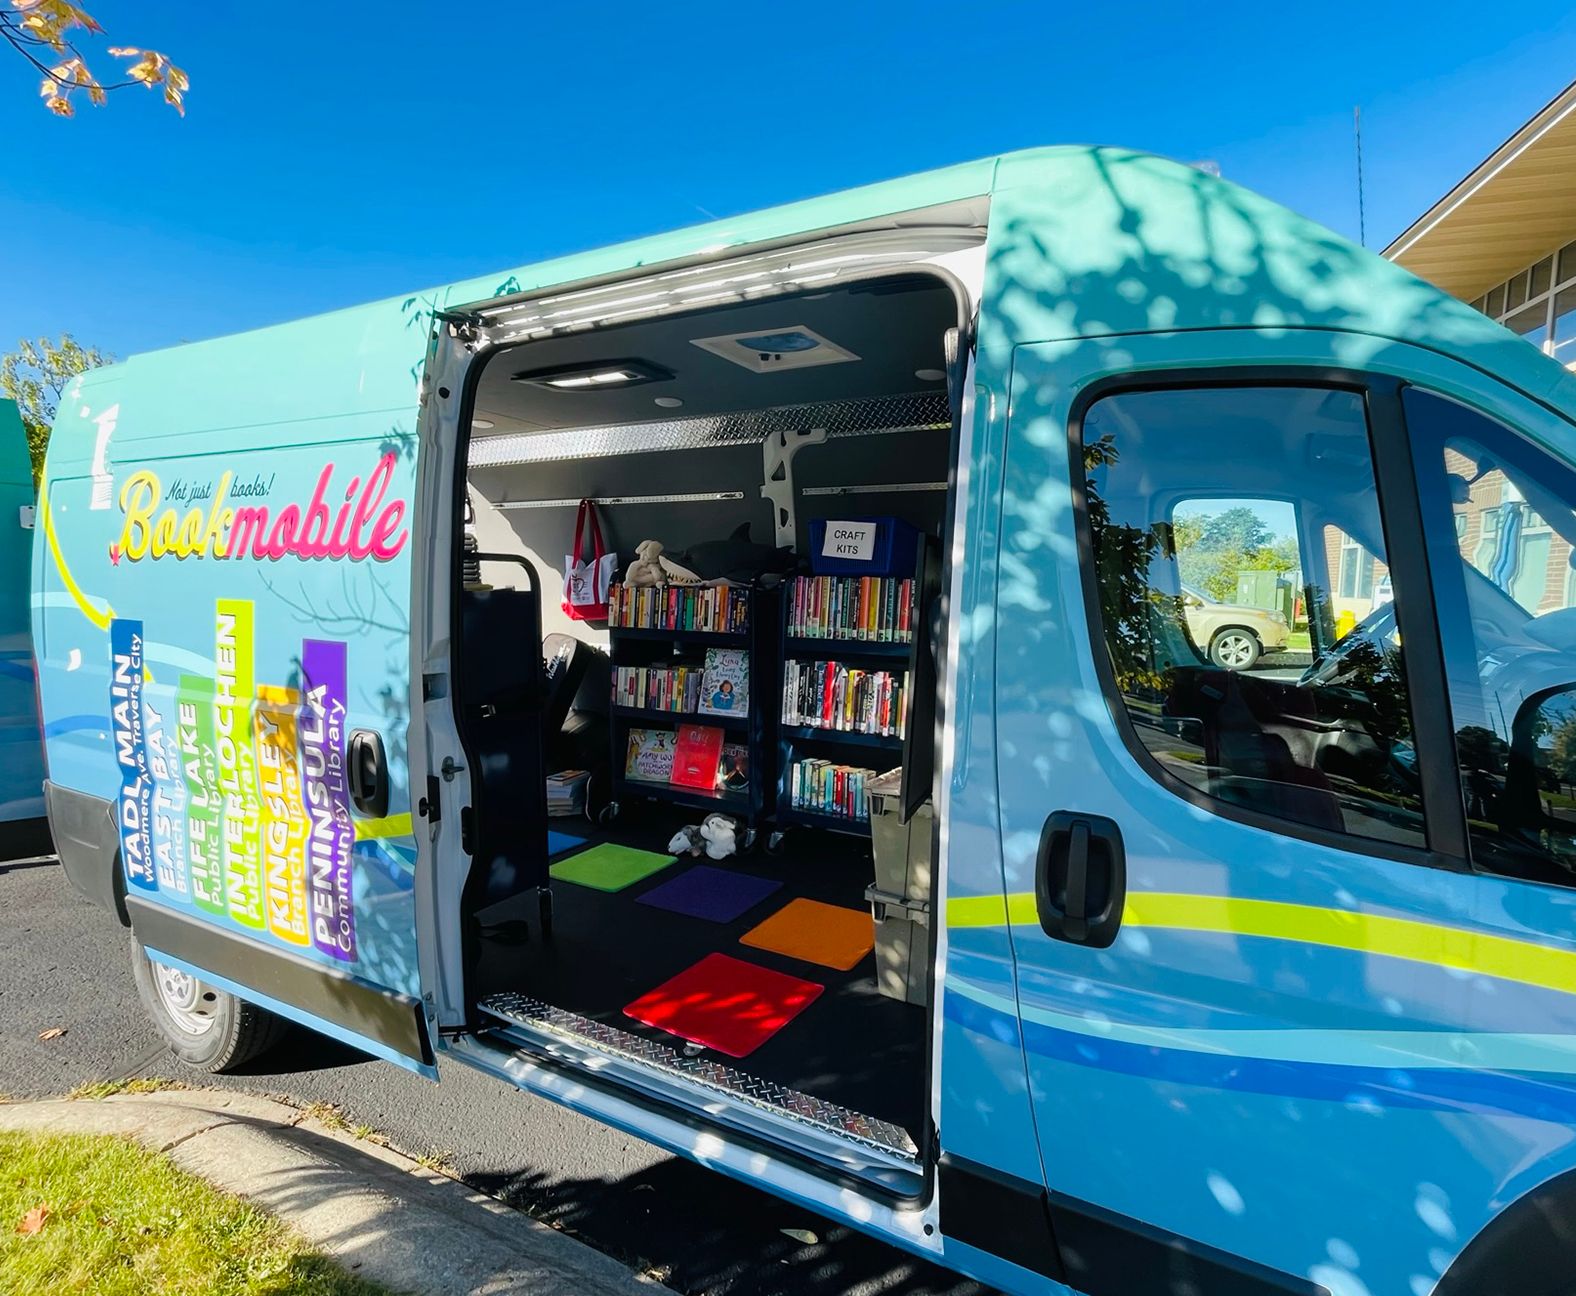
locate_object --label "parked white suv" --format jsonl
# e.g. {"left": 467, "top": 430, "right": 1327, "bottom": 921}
{"left": 1180, "top": 584, "right": 1290, "bottom": 670}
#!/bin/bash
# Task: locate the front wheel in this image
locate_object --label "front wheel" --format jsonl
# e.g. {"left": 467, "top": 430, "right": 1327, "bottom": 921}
{"left": 1209, "top": 628, "right": 1262, "bottom": 671}
{"left": 129, "top": 937, "right": 287, "bottom": 1072}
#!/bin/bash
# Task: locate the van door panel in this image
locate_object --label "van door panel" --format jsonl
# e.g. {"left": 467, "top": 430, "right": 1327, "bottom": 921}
{"left": 995, "top": 331, "right": 1576, "bottom": 1295}
{"left": 34, "top": 399, "right": 425, "bottom": 1061}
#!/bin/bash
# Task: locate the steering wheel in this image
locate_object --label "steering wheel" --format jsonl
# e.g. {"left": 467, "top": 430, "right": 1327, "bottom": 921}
{"left": 1299, "top": 602, "right": 1398, "bottom": 689}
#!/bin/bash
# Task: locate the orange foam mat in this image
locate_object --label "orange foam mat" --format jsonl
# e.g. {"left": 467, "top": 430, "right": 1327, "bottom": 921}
{"left": 740, "top": 897, "right": 875, "bottom": 971}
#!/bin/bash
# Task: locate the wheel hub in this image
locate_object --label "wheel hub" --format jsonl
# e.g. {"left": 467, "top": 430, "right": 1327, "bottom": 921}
{"left": 152, "top": 961, "right": 219, "bottom": 1036}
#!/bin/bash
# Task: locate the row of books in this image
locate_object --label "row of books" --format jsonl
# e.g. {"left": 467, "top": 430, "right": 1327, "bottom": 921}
{"left": 788, "top": 758, "right": 891, "bottom": 823}
{"left": 786, "top": 575, "right": 915, "bottom": 643}
{"left": 612, "top": 649, "right": 751, "bottom": 717}
{"left": 614, "top": 665, "right": 703, "bottom": 715}
{"left": 608, "top": 582, "right": 749, "bottom": 634}
{"left": 625, "top": 724, "right": 751, "bottom": 793}
{"left": 781, "top": 660, "right": 907, "bottom": 738}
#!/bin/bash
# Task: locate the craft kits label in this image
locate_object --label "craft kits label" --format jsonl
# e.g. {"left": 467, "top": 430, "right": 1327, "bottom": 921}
{"left": 821, "top": 520, "right": 875, "bottom": 561}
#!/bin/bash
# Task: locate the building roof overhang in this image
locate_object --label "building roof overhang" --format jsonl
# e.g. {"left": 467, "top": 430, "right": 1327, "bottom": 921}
{"left": 1384, "top": 78, "right": 1576, "bottom": 300}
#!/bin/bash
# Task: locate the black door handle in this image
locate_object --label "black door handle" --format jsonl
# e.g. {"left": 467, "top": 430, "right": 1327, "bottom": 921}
{"left": 1035, "top": 811, "right": 1126, "bottom": 948}
{"left": 347, "top": 730, "right": 389, "bottom": 818}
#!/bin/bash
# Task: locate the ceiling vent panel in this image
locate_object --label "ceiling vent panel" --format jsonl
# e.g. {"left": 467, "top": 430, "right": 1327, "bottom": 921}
{"left": 690, "top": 325, "right": 858, "bottom": 374}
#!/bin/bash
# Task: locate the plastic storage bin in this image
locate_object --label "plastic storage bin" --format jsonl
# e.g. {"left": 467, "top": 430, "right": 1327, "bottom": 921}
{"left": 807, "top": 516, "right": 920, "bottom": 577}
{"left": 867, "top": 771, "right": 933, "bottom": 900}
{"left": 865, "top": 886, "right": 931, "bottom": 1005}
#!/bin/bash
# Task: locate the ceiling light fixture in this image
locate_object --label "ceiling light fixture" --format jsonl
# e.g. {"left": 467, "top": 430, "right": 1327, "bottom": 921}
{"left": 512, "top": 359, "right": 673, "bottom": 391}
{"left": 654, "top": 396, "right": 684, "bottom": 408}
{"left": 915, "top": 368, "right": 947, "bottom": 382}
{"left": 472, "top": 418, "right": 495, "bottom": 429}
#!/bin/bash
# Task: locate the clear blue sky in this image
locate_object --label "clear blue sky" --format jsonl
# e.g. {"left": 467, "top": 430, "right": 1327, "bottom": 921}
{"left": 7, "top": 1, "right": 1576, "bottom": 360}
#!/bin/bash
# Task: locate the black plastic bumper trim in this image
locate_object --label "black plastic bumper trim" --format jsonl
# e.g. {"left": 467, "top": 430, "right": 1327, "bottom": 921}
{"left": 126, "top": 896, "right": 432, "bottom": 1065}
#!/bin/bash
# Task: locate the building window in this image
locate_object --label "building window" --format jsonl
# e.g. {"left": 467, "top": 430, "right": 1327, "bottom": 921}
{"left": 1338, "top": 535, "right": 1375, "bottom": 600}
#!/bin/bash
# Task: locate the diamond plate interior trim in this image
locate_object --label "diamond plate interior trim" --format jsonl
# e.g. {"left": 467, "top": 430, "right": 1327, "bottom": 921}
{"left": 479, "top": 992, "right": 919, "bottom": 1163}
{"left": 466, "top": 392, "right": 951, "bottom": 467}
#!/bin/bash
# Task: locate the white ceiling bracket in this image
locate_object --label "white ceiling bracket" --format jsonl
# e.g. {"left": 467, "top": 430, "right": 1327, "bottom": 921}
{"left": 761, "top": 426, "right": 827, "bottom": 549}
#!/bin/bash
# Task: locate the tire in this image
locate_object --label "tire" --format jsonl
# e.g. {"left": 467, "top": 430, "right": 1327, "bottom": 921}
{"left": 129, "top": 936, "right": 288, "bottom": 1073}
{"left": 1209, "top": 627, "right": 1262, "bottom": 671}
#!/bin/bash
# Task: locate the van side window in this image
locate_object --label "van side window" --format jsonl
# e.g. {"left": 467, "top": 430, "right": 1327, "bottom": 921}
{"left": 1404, "top": 388, "right": 1576, "bottom": 884}
{"left": 1080, "top": 386, "right": 1427, "bottom": 850}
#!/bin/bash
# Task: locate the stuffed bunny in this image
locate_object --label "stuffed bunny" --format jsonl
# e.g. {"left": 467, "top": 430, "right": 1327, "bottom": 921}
{"left": 624, "top": 539, "right": 667, "bottom": 588}
{"left": 667, "top": 824, "right": 705, "bottom": 857}
{"left": 699, "top": 814, "right": 739, "bottom": 860}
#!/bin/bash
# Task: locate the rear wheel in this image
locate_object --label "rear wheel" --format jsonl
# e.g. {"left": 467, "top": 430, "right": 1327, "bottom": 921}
{"left": 129, "top": 936, "right": 287, "bottom": 1072}
{"left": 1209, "top": 627, "right": 1262, "bottom": 671}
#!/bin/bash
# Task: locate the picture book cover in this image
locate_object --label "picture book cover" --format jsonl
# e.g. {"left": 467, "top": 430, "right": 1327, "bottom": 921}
{"left": 625, "top": 728, "right": 675, "bottom": 783}
{"left": 672, "top": 723, "right": 726, "bottom": 790}
{"left": 717, "top": 742, "right": 750, "bottom": 791}
{"left": 698, "top": 647, "right": 749, "bottom": 717}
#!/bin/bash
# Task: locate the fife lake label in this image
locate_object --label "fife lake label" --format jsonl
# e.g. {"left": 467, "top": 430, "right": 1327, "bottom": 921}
{"left": 822, "top": 521, "right": 875, "bottom": 561}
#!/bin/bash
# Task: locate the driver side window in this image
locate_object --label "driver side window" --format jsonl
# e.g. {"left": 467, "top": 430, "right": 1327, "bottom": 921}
{"left": 1081, "top": 385, "right": 1427, "bottom": 851}
{"left": 1405, "top": 388, "right": 1576, "bottom": 885}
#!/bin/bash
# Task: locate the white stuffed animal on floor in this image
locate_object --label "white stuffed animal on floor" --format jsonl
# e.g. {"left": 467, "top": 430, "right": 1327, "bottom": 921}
{"left": 699, "top": 814, "right": 739, "bottom": 860}
{"left": 667, "top": 824, "right": 705, "bottom": 857}
{"left": 624, "top": 539, "right": 666, "bottom": 588}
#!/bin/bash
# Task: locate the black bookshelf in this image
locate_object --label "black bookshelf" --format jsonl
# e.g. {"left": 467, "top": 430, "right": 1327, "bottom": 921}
{"left": 774, "top": 540, "right": 932, "bottom": 838}
{"left": 605, "top": 584, "right": 775, "bottom": 843}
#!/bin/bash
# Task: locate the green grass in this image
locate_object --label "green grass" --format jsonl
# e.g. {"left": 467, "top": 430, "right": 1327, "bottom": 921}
{"left": 1285, "top": 630, "right": 1312, "bottom": 651}
{"left": 66, "top": 1077, "right": 186, "bottom": 1102}
{"left": 0, "top": 1132, "right": 392, "bottom": 1296}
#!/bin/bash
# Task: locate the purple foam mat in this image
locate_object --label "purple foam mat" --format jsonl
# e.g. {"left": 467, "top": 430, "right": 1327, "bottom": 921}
{"left": 635, "top": 864, "right": 783, "bottom": 923}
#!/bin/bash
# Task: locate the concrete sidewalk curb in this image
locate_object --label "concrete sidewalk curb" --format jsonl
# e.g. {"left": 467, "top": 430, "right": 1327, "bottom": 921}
{"left": 0, "top": 1089, "right": 658, "bottom": 1296}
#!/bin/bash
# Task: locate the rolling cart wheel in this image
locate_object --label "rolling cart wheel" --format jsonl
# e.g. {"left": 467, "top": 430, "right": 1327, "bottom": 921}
{"left": 741, "top": 827, "right": 758, "bottom": 853}
{"left": 598, "top": 801, "right": 620, "bottom": 827}
{"left": 765, "top": 831, "right": 785, "bottom": 855}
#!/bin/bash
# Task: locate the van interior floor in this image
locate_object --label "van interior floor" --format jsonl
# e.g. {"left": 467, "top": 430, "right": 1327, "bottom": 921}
{"left": 472, "top": 813, "right": 927, "bottom": 1140}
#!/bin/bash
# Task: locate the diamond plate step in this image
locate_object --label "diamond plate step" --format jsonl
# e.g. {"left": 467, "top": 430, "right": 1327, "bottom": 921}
{"left": 478, "top": 992, "right": 920, "bottom": 1185}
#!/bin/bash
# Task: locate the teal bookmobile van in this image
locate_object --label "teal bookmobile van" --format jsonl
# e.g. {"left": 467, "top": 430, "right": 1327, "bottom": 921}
{"left": 2, "top": 397, "right": 47, "bottom": 856}
{"left": 33, "top": 147, "right": 1576, "bottom": 1296}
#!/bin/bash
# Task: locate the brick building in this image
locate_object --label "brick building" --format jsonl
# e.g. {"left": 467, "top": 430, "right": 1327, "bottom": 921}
{"left": 1384, "top": 78, "right": 1576, "bottom": 623}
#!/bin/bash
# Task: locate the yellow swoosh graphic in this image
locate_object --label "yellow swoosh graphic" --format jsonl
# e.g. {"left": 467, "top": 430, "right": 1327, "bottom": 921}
{"left": 949, "top": 891, "right": 1576, "bottom": 997}
{"left": 40, "top": 480, "right": 113, "bottom": 631}
{"left": 354, "top": 812, "right": 414, "bottom": 842}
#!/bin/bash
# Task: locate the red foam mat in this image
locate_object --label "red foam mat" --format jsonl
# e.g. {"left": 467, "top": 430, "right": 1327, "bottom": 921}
{"left": 623, "top": 952, "right": 824, "bottom": 1058}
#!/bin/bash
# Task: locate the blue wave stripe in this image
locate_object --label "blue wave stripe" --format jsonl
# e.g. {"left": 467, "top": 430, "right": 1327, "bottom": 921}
{"left": 43, "top": 713, "right": 104, "bottom": 737}
{"left": 944, "top": 984, "right": 1576, "bottom": 1123}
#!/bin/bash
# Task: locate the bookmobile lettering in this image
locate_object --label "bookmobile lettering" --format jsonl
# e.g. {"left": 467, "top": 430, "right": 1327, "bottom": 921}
{"left": 107, "top": 616, "right": 359, "bottom": 965}
{"left": 113, "top": 452, "right": 408, "bottom": 563}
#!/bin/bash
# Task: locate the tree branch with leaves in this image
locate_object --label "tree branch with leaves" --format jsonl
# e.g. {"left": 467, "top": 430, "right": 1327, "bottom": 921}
{"left": 3, "top": 1, "right": 186, "bottom": 116}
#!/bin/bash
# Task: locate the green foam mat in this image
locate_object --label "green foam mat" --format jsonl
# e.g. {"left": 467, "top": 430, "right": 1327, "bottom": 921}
{"left": 548, "top": 842, "right": 676, "bottom": 892}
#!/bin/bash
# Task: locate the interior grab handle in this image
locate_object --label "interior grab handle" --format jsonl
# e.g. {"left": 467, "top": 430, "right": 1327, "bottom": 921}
{"left": 347, "top": 729, "right": 389, "bottom": 819}
{"left": 1034, "top": 811, "right": 1126, "bottom": 948}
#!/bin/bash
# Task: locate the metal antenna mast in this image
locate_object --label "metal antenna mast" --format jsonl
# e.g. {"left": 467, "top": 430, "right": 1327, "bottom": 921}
{"left": 1354, "top": 105, "right": 1367, "bottom": 248}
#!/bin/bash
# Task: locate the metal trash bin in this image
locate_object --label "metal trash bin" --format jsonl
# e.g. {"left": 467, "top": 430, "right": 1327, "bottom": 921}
{"left": 867, "top": 772, "right": 935, "bottom": 1006}
{"left": 867, "top": 771, "right": 933, "bottom": 902}
{"left": 865, "top": 886, "right": 931, "bottom": 1005}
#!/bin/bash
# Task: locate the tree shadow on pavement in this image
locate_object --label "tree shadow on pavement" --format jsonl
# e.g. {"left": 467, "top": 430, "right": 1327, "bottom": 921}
{"left": 469, "top": 1156, "right": 993, "bottom": 1296}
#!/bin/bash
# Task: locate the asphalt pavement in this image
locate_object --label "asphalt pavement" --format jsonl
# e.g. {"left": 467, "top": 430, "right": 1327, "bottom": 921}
{"left": 0, "top": 853, "right": 989, "bottom": 1296}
